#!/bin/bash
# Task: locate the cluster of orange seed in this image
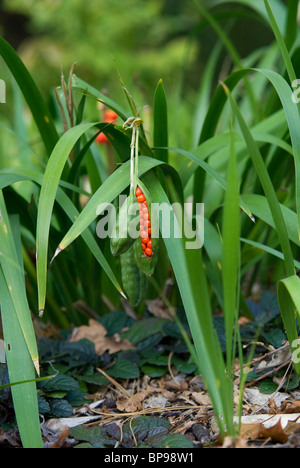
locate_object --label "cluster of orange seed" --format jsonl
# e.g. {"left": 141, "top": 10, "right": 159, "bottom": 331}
{"left": 136, "top": 186, "right": 152, "bottom": 259}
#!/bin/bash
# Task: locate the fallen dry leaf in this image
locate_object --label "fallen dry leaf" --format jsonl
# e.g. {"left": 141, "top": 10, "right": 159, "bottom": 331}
{"left": 145, "top": 298, "right": 174, "bottom": 320}
{"left": 159, "top": 378, "right": 189, "bottom": 391}
{"left": 257, "top": 419, "right": 289, "bottom": 443}
{"left": 268, "top": 397, "right": 280, "bottom": 414}
{"left": 255, "top": 345, "right": 291, "bottom": 372}
{"left": 70, "top": 319, "right": 135, "bottom": 355}
{"left": 0, "top": 428, "right": 20, "bottom": 447}
{"left": 284, "top": 418, "right": 300, "bottom": 437}
{"left": 190, "top": 392, "right": 212, "bottom": 406}
{"left": 158, "top": 389, "right": 177, "bottom": 402}
{"left": 244, "top": 387, "right": 289, "bottom": 409}
{"left": 143, "top": 395, "right": 169, "bottom": 409}
{"left": 282, "top": 401, "right": 300, "bottom": 414}
{"left": 176, "top": 390, "right": 212, "bottom": 407}
{"left": 116, "top": 390, "right": 150, "bottom": 412}
{"left": 173, "top": 419, "right": 196, "bottom": 435}
{"left": 240, "top": 420, "right": 274, "bottom": 443}
{"left": 240, "top": 416, "right": 300, "bottom": 444}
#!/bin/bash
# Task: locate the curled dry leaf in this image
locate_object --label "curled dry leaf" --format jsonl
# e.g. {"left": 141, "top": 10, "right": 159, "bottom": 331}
{"left": 116, "top": 390, "right": 150, "bottom": 412}
{"left": 281, "top": 401, "right": 300, "bottom": 414}
{"left": 190, "top": 392, "right": 212, "bottom": 406}
{"left": 238, "top": 414, "right": 300, "bottom": 445}
{"left": 69, "top": 319, "right": 135, "bottom": 355}
{"left": 241, "top": 419, "right": 289, "bottom": 444}
{"left": 176, "top": 390, "right": 212, "bottom": 408}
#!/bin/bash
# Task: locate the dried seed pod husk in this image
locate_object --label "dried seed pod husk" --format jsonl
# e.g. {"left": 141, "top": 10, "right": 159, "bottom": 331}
{"left": 134, "top": 179, "right": 159, "bottom": 276}
{"left": 120, "top": 244, "right": 148, "bottom": 307}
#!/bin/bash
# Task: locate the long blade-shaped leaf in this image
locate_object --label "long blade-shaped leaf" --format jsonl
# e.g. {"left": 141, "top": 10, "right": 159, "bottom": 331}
{"left": 256, "top": 69, "right": 300, "bottom": 241}
{"left": 168, "top": 145, "right": 253, "bottom": 220}
{"left": 0, "top": 166, "right": 125, "bottom": 315}
{"left": 210, "top": 0, "right": 286, "bottom": 32}
{"left": 36, "top": 122, "right": 97, "bottom": 314}
{"left": 153, "top": 79, "right": 168, "bottom": 163}
{"left": 55, "top": 156, "right": 163, "bottom": 254}
{"left": 284, "top": 0, "right": 299, "bottom": 50}
{"left": 264, "top": 0, "right": 296, "bottom": 83}
{"left": 141, "top": 170, "right": 234, "bottom": 437}
{"left": 224, "top": 85, "right": 300, "bottom": 367}
{"left": 241, "top": 238, "right": 300, "bottom": 270}
{"left": 0, "top": 37, "right": 58, "bottom": 156}
{"left": 224, "top": 84, "right": 295, "bottom": 276}
{"left": 200, "top": 67, "right": 300, "bottom": 239}
{"left": 0, "top": 192, "right": 39, "bottom": 373}
{"left": 72, "top": 75, "right": 128, "bottom": 120}
{"left": 0, "top": 215, "right": 43, "bottom": 448}
{"left": 240, "top": 194, "right": 299, "bottom": 247}
{"left": 222, "top": 127, "right": 240, "bottom": 371}
{"left": 278, "top": 275, "right": 300, "bottom": 374}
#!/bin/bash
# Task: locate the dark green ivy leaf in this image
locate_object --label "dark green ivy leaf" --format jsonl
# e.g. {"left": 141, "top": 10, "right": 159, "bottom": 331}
{"left": 107, "top": 358, "right": 140, "bottom": 379}
{"left": 38, "top": 373, "right": 79, "bottom": 393}
{"left": 49, "top": 399, "right": 74, "bottom": 417}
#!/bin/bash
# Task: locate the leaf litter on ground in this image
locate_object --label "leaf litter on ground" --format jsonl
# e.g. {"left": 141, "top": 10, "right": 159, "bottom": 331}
{"left": 2, "top": 289, "right": 300, "bottom": 447}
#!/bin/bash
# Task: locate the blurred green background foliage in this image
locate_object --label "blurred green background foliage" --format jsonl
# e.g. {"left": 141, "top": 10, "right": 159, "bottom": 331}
{"left": 0, "top": 0, "right": 280, "bottom": 171}
{"left": 0, "top": 0, "right": 274, "bottom": 103}
{"left": 0, "top": 0, "right": 197, "bottom": 100}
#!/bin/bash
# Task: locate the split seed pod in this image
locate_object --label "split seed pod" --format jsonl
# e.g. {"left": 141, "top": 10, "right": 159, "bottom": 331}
{"left": 134, "top": 180, "right": 159, "bottom": 276}
{"left": 110, "top": 187, "right": 137, "bottom": 256}
{"left": 120, "top": 244, "right": 148, "bottom": 307}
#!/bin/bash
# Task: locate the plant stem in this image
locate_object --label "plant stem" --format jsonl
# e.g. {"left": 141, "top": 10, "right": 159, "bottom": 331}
{"left": 130, "top": 126, "right": 136, "bottom": 189}
{"left": 134, "top": 126, "right": 140, "bottom": 189}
